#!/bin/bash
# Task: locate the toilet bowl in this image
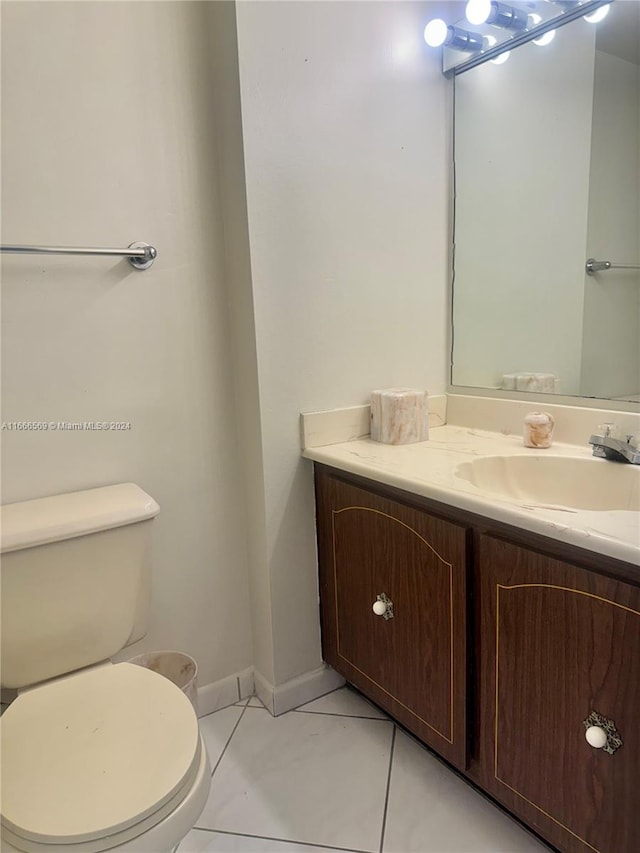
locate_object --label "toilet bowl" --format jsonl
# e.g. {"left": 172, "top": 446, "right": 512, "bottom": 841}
{"left": 0, "top": 485, "right": 212, "bottom": 852}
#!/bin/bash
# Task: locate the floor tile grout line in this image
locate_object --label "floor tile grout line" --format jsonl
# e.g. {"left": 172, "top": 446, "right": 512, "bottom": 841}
{"left": 228, "top": 703, "right": 388, "bottom": 721}
{"left": 189, "top": 826, "right": 373, "bottom": 853}
{"left": 378, "top": 724, "right": 397, "bottom": 853}
{"left": 293, "top": 709, "right": 390, "bottom": 722}
{"left": 207, "top": 700, "right": 250, "bottom": 779}
{"left": 225, "top": 704, "right": 387, "bottom": 721}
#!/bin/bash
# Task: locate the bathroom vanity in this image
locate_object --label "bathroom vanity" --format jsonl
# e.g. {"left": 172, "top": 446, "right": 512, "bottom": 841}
{"left": 306, "top": 419, "right": 640, "bottom": 853}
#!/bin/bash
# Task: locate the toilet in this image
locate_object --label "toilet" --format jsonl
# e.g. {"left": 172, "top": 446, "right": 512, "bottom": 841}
{"left": 0, "top": 484, "right": 211, "bottom": 852}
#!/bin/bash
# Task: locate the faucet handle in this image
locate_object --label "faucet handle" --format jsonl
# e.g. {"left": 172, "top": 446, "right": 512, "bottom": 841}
{"left": 597, "top": 422, "right": 618, "bottom": 438}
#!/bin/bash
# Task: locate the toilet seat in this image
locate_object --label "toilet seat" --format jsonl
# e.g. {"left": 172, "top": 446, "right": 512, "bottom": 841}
{"left": 1, "top": 663, "right": 203, "bottom": 852}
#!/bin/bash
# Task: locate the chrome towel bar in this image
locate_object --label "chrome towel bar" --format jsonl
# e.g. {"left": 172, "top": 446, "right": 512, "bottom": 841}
{"left": 0, "top": 241, "right": 157, "bottom": 270}
{"left": 586, "top": 258, "right": 640, "bottom": 276}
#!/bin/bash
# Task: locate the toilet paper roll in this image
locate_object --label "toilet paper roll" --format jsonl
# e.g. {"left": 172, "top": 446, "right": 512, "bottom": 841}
{"left": 370, "top": 388, "right": 429, "bottom": 445}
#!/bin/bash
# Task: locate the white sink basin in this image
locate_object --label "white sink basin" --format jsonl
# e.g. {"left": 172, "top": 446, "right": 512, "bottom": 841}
{"left": 455, "top": 455, "right": 640, "bottom": 511}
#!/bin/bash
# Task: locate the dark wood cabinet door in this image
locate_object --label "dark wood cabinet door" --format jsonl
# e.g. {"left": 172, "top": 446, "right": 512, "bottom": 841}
{"left": 315, "top": 468, "right": 468, "bottom": 768}
{"left": 477, "top": 534, "right": 640, "bottom": 853}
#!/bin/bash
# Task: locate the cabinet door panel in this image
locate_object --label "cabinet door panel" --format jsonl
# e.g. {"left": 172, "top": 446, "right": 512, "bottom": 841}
{"left": 316, "top": 471, "right": 467, "bottom": 768}
{"left": 478, "top": 535, "right": 640, "bottom": 853}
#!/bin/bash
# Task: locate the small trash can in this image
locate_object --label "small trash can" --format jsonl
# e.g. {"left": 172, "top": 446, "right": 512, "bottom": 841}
{"left": 128, "top": 651, "right": 198, "bottom": 715}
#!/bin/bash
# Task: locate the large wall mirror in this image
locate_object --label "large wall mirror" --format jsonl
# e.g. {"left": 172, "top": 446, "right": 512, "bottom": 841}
{"left": 451, "top": 0, "right": 640, "bottom": 403}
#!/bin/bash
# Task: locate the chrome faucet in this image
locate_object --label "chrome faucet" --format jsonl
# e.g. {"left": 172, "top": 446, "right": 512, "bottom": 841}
{"left": 588, "top": 424, "right": 640, "bottom": 465}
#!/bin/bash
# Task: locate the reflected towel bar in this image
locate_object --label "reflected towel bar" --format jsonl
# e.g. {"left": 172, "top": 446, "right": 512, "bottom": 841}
{"left": 0, "top": 241, "right": 157, "bottom": 270}
{"left": 586, "top": 258, "right": 640, "bottom": 276}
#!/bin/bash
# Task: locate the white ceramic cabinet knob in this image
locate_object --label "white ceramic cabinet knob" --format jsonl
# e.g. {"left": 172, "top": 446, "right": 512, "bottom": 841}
{"left": 585, "top": 725, "right": 608, "bottom": 749}
{"left": 373, "top": 600, "right": 387, "bottom": 616}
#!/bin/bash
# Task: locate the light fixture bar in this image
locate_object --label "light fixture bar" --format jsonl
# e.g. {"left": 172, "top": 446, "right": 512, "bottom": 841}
{"left": 446, "top": 0, "right": 612, "bottom": 75}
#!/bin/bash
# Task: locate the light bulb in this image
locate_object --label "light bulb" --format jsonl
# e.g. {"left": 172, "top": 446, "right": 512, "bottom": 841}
{"left": 491, "top": 50, "right": 510, "bottom": 64}
{"left": 424, "top": 18, "right": 448, "bottom": 47}
{"left": 466, "top": 0, "right": 492, "bottom": 26}
{"left": 584, "top": 4, "right": 610, "bottom": 24}
{"left": 469, "top": 1, "right": 528, "bottom": 31}
{"left": 533, "top": 29, "right": 556, "bottom": 46}
{"left": 424, "top": 20, "right": 484, "bottom": 52}
{"left": 527, "top": 11, "right": 555, "bottom": 46}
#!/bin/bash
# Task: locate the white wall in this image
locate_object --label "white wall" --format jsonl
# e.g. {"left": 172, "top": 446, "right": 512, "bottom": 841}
{"left": 0, "top": 1, "right": 254, "bottom": 688}
{"left": 581, "top": 49, "right": 640, "bottom": 399}
{"left": 452, "top": 22, "right": 596, "bottom": 394}
{"left": 1, "top": 0, "right": 452, "bottom": 697}
{"left": 234, "top": 0, "right": 451, "bottom": 685}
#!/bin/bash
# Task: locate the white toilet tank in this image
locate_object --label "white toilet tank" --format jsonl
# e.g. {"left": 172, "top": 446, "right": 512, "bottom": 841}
{"left": 0, "top": 484, "right": 160, "bottom": 690}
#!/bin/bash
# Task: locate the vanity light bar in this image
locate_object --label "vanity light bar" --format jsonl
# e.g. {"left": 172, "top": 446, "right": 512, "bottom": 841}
{"left": 425, "top": 0, "right": 613, "bottom": 75}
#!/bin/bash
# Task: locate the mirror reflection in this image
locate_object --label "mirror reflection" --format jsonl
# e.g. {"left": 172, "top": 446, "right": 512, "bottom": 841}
{"left": 451, "top": 1, "right": 640, "bottom": 402}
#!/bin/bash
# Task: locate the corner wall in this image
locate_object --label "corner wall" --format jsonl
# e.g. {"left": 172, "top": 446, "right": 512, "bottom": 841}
{"left": 234, "top": 0, "right": 451, "bottom": 686}
{"left": 207, "top": 1, "right": 276, "bottom": 687}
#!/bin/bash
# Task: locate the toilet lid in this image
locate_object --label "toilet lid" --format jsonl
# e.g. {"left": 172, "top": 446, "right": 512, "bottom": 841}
{"left": 0, "top": 662, "right": 201, "bottom": 847}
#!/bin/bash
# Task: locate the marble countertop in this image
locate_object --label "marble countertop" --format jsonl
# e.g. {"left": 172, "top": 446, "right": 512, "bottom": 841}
{"left": 303, "top": 425, "right": 640, "bottom": 566}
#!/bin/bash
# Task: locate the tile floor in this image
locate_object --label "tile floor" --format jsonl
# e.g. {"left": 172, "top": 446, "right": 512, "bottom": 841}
{"left": 179, "top": 687, "right": 552, "bottom": 853}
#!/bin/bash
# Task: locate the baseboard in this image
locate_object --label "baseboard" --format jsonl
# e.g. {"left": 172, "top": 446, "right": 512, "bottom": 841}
{"left": 197, "top": 665, "right": 254, "bottom": 717}
{"left": 254, "top": 664, "right": 345, "bottom": 716}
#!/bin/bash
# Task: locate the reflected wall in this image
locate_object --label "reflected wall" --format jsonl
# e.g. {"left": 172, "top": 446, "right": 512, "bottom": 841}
{"left": 451, "top": 7, "right": 640, "bottom": 401}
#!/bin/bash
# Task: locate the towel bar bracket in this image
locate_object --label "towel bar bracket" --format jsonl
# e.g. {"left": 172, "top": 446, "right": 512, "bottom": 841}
{"left": 127, "top": 242, "right": 157, "bottom": 270}
{"left": 586, "top": 258, "right": 640, "bottom": 276}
